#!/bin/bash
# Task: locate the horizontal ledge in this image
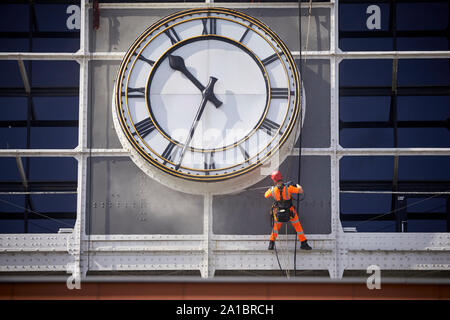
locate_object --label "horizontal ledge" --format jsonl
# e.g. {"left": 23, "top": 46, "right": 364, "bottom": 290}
{"left": 90, "top": 247, "right": 204, "bottom": 253}
{"left": 291, "top": 148, "right": 450, "bottom": 156}
{"left": 335, "top": 148, "right": 450, "bottom": 156}
{"left": 2, "top": 51, "right": 449, "bottom": 62}
{"left": 0, "top": 148, "right": 448, "bottom": 159}
{"left": 95, "top": 2, "right": 333, "bottom": 10}
{"left": 335, "top": 51, "right": 450, "bottom": 59}
{"left": 292, "top": 51, "right": 450, "bottom": 60}
{"left": 340, "top": 190, "right": 450, "bottom": 195}
{"left": 0, "top": 191, "right": 77, "bottom": 195}
{"left": 0, "top": 149, "right": 129, "bottom": 157}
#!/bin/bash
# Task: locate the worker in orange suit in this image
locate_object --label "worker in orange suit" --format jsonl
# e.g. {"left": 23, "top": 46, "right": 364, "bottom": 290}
{"left": 265, "top": 170, "right": 312, "bottom": 251}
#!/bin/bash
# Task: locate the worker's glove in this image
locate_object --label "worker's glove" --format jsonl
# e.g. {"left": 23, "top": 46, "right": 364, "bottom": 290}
{"left": 296, "top": 184, "right": 304, "bottom": 193}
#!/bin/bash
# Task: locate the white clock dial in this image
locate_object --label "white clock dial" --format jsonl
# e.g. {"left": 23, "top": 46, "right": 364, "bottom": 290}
{"left": 114, "top": 8, "right": 302, "bottom": 193}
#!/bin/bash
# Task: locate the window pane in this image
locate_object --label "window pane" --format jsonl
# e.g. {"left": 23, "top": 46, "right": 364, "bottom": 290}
{"left": 398, "top": 96, "right": 449, "bottom": 121}
{"left": 31, "top": 194, "right": 76, "bottom": 212}
{"left": 0, "top": 97, "right": 28, "bottom": 121}
{"left": 398, "top": 128, "right": 450, "bottom": 148}
{"left": 398, "top": 59, "right": 450, "bottom": 87}
{"left": 34, "top": 4, "right": 79, "bottom": 32}
{"left": 0, "top": 158, "right": 77, "bottom": 234}
{"left": 33, "top": 97, "right": 79, "bottom": 121}
{"left": 397, "top": 37, "right": 449, "bottom": 51}
{"left": 30, "top": 127, "right": 78, "bottom": 149}
{"left": 0, "top": 127, "right": 27, "bottom": 149}
{"left": 0, "top": 3, "right": 80, "bottom": 53}
{"left": 396, "top": 2, "right": 448, "bottom": 31}
{"left": 398, "top": 156, "right": 450, "bottom": 181}
{"left": 0, "top": 39, "right": 29, "bottom": 52}
{"left": 407, "top": 220, "right": 446, "bottom": 232}
{"left": 31, "top": 61, "right": 79, "bottom": 87}
{"left": 340, "top": 38, "right": 394, "bottom": 51}
{"left": 33, "top": 38, "right": 80, "bottom": 53}
{"left": 0, "top": 157, "right": 21, "bottom": 181}
{"left": 0, "top": 61, "right": 26, "bottom": 87}
{"left": 342, "top": 220, "right": 396, "bottom": 233}
{"left": 340, "top": 128, "right": 394, "bottom": 148}
{"left": 340, "top": 96, "right": 391, "bottom": 122}
{"left": 339, "top": 1, "right": 449, "bottom": 51}
{"left": 28, "top": 219, "right": 76, "bottom": 233}
{"left": 28, "top": 157, "right": 77, "bottom": 181}
{"left": 407, "top": 197, "right": 446, "bottom": 213}
{"left": 339, "top": 3, "right": 390, "bottom": 31}
{"left": 0, "top": 220, "right": 25, "bottom": 233}
{"left": 340, "top": 60, "right": 393, "bottom": 87}
{"left": 341, "top": 193, "right": 392, "bottom": 214}
{"left": 340, "top": 156, "right": 394, "bottom": 181}
{"left": 0, "top": 195, "right": 26, "bottom": 234}
{"left": 0, "top": 4, "right": 29, "bottom": 32}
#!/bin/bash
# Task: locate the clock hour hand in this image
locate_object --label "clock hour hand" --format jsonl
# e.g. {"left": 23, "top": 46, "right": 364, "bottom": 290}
{"left": 175, "top": 76, "right": 218, "bottom": 170}
{"left": 168, "top": 55, "right": 222, "bottom": 108}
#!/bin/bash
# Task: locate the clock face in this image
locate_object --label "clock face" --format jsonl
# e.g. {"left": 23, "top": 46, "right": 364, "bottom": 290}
{"left": 114, "top": 7, "right": 301, "bottom": 189}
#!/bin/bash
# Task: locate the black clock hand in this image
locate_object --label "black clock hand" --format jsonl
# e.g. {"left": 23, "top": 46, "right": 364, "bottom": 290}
{"left": 175, "top": 76, "right": 218, "bottom": 170}
{"left": 168, "top": 55, "right": 223, "bottom": 108}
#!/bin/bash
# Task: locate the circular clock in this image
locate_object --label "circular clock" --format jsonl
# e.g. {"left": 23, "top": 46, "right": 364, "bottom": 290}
{"left": 113, "top": 7, "right": 304, "bottom": 195}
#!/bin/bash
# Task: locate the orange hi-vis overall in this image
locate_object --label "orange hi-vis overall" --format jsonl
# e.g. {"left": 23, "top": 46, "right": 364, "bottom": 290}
{"left": 264, "top": 184, "right": 306, "bottom": 243}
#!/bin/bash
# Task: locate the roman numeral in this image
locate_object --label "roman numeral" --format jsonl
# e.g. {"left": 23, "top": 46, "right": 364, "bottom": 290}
{"left": 202, "top": 18, "right": 217, "bottom": 35}
{"left": 260, "top": 118, "right": 282, "bottom": 136}
{"left": 238, "top": 144, "right": 250, "bottom": 162}
{"left": 133, "top": 118, "right": 155, "bottom": 138}
{"left": 137, "top": 55, "right": 155, "bottom": 66}
{"left": 270, "top": 88, "right": 293, "bottom": 99}
{"left": 238, "top": 24, "right": 252, "bottom": 43}
{"left": 122, "top": 87, "right": 145, "bottom": 98}
{"left": 204, "top": 152, "right": 216, "bottom": 174}
{"left": 164, "top": 25, "right": 181, "bottom": 45}
{"left": 261, "top": 52, "right": 283, "bottom": 66}
{"left": 162, "top": 142, "right": 180, "bottom": 164}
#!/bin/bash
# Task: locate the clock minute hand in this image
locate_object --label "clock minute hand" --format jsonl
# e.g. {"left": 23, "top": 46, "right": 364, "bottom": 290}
{"left": 168, "top": 55, "right": 222, "bottom": 108}
{"left": 175, "top": 76, "right": 219, "bottom": 170}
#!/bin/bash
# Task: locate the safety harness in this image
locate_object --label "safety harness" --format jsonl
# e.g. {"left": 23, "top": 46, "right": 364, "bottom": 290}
{"left": 271, "top": 183, "right": 294, "bottom": 222}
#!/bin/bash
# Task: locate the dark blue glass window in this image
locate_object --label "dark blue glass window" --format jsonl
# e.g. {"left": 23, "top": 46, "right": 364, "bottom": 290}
{"left": 339, "top": 1, "right": 449, "bottom": 51}
{"left": 0, "top": 157, "right": 77, "bottom": 234}
{"left": 0, "top": 2, "right": 80, "bottom": 53}
{"left": 340, "top": 59, "right": 450, "bottom": 148}
{"left": 340, "top": 156, "right": 450, "bottom": 232}
{"left": 0, "top": 60, "right": 79, "bottom": 149}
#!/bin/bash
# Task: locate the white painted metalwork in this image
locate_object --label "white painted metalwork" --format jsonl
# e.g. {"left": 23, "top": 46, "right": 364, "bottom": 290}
{"left": 0, "top": 0, "right": 449, "bottom": 282}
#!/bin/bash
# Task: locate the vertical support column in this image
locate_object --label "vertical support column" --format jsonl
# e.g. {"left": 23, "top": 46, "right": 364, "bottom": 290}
{"left": 329, "top": 0, "right": 345, "bottom": 279}
{"left": 201, "top": 193, "right": 214, "bottom": 278}
{"left": 67, "top": 0, "right": 90, "bottom": 288}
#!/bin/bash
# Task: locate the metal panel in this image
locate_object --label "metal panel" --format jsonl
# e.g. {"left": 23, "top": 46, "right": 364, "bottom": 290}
{"left": 91, "top": 9, "right": 180, "bottom": 53}
{"left": 86, "top": 157, "right": 204, "bottom": 235}
{"left": 296, "top": 59, "right": 331, "bottom": 148}
{"left": 88, "top": 60, "right": 121, "bottom": 149}
{"left": 91, "top": 7, "right": 329, "bottom": 54}
{"left": 240, "top": 8, "right": 330, "bottom": 52}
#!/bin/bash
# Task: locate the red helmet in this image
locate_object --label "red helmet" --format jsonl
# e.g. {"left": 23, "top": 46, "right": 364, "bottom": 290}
{"left": 271, "top": 170, "right": 282, "bottom": 183}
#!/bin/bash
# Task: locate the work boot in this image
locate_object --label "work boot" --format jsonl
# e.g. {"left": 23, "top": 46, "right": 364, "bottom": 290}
{"left": 300, "top": 240, "right": 312, "bottom": 250}
{"left": 268, "top": 240, "right": 275, "bottom": 250}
